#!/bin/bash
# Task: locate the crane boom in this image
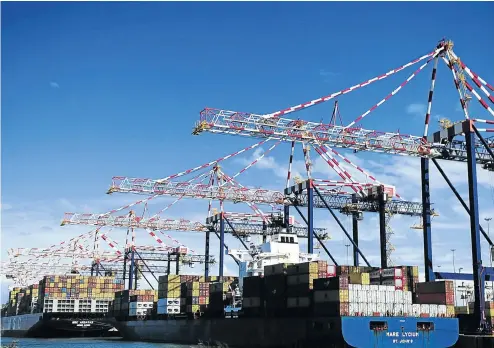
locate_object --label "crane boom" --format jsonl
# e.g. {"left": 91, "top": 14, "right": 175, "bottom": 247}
{"left": 61, "top": 212, "right": 328, "bottom": 238}
{"left": 192, "top": 108, "right": 493, "bottom": 168}
{"left": 106, "top": 178, "right": 424, "bottom": 216}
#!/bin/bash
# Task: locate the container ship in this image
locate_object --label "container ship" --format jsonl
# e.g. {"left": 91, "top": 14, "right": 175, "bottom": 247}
{"left": 108, "top": 229, "right": 467, "bottom": 347}
{"left": 1, "top": 274, "right": 124, "bottom": 338}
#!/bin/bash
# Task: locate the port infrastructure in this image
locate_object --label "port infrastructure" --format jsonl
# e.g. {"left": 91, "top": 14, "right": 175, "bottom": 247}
{"left": 191, "top": 39, "right": 494, "bottom": 333}
{"left": 6, "top": 38, "right": 493, "bottom": 334}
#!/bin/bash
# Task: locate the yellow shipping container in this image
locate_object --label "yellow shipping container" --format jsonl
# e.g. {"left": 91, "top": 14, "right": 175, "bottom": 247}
{"left": 349, "top": 273, "right": 370, "bottom": 285}
{"left": 187, "top": 304, "right": 200, "bottom": 313}
{"left": 339, "top": 290, "right": 349, "bottom": 302}
{"left": 189, "top": 289, "right": 200, "bottom": 297}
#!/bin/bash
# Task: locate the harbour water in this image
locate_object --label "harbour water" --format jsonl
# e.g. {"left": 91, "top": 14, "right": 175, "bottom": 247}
{"left": 0, "top": 338, "right": 200, "bottom": 348}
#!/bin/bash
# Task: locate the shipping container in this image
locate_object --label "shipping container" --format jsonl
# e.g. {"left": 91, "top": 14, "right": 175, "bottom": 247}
{"left": 313, "top": 276, "right": 348, "bottom": 291}
{"left": 416, "top": 280, "right": 454, "bottom": 294}
{"left": 416, "top": 292, "right": 454, "bottom": 305}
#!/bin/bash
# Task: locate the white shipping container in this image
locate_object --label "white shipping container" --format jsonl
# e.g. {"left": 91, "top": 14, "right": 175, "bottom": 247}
{"left": 349, "top": 290, "right": 355, "bottom": 303}
{"left": 412, "top": 304, "right": 421, "bottom": 317}
{"left": 385, "top": 291, "right": 395, "bottom": 304}
{"left": 393, "top": 303, "right": 404, "bottom": 316}
{"left": 404, "top": 291, "right": 413, "bottom": 304}
{"left": 358, "top": 302, "right": 368, "bottom": 316}
{"left": 368, "top": 302, "right": 377, "bottom": 316}
{"left": 386, "top": 303, "right": 394, "bottom": 316}
{"left": 369, "top": 285, "right": 379, "bottom": 291}
{"left": 369, "top": 290, "right": 377, "bottom": 303}
{"left": 438, "top": 305, "right": 447, "bottom": 317}
{"left": 287, "top": 298, "right": 298, "bottom": 308}
{"left": 327, "top": 265, "right": 336, "bottom": 276}
{"left": 421, "top": 304, "right": 430, "bottom": 316}
{"left": 349, "top": 302, "right": 359, "bottom": 316}
{"left": 157, "top": 305, "right": 180, "bottom": 315}
{"left": 361, "top": 285, "right": 370, "bottom": 291}
{"left": 353, "top": 284, "right": 362, "bottom": 291}
{"left": 406, "top": 304, "right": 413, "bottom": 317}
{"left": 359, "top": 290, "right": 368, "bottom": 303}
{"left": 395, "top": 290, "right": 403, "bottom": 304}
{"left": 378, "top": 285, "right": 388, "bottom": 292}
{"left": 378, "top": 290, "right": 387, "bottom": 303}
{"left": 430, "top": 304, "right": 438, "bottom": 317}
{"left": 376, "top": 303, "right": 386, "bottom": 316}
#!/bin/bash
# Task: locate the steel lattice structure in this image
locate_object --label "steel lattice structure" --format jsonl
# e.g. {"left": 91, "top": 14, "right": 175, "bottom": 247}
{"left": 107, "top": 178, "right": 424, "bottom": 216}
{"left": 61, "top": 212, "right": 328, "bottom": 238}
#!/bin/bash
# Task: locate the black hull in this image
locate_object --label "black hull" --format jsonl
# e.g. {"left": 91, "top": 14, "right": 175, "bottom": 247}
{"left": 1, "top": 313, "right": 119, "bottom": 339}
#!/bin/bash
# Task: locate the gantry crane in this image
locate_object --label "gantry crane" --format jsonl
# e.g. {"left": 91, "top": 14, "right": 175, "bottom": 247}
{"left": 191, "top": 39, "right": 494, "bottom": 332}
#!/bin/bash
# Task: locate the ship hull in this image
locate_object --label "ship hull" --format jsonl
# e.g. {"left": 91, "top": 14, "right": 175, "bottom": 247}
{"left": 111, "top": 316, "right": 460, "bottom": 347}
{"left": 1, "top": 313, "right": 117, "bottom": 338}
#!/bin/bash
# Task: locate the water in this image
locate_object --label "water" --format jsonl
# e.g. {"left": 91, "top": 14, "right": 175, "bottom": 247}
{"left": 0, "top": 338, "right": 200, "bottom": 348}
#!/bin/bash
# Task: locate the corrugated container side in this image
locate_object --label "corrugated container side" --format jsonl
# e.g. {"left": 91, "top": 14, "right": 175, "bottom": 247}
{"left": 416, "top": 280, "right": 454, "bottom": 294}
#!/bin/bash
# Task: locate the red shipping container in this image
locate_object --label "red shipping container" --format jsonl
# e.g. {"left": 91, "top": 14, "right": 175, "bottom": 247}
{"left": 416, "top": 292, "right": 454, "bottom": 305}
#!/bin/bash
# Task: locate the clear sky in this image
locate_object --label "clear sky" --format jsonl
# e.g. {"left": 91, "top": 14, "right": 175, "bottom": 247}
{"left": 2, "top": 2, "right": 494, "bottom": 302}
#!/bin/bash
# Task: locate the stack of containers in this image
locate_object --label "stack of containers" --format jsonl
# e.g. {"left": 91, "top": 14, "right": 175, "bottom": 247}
{"left": 180, "top": 280, "right": 210, "bottom": 315}
{"left": 242, "top": 276, "right": 264, "bottom": 317}
{"left": 38, "top": 275, "right": 124, "bottom": 301}
{"left": 370, "top": 266, "right": 419, "bottom": 293}
{"left": 348, "top": 272, "right": 371, "bottom": 316}
{"left": 113, "top": 289, "right": 157, "bottom": 318}
{"left": 415, "top": 281, "right": 455, "bottom": 318}
{"left": 157, "top": 275, "right": 181, "bottom": 315}
{"left": 286, "top": 261, "right": 328, "bottom": 316}
{"left": 469, "top": 301, "right": 494, "bottom": 329}
{"left": 8, "top": 287, "right": 22, "bottom": 315}
{"left": 263, "top": 263, "right": 290, "bottom": 317}
{"left": 312, "top": 276, "right": 350, "bottom": 316}
{"left": 129, "top": 293, "right": 155, "bottom": 317}
{"left": 208, "top": 278, "right": 236, "bottom": 317}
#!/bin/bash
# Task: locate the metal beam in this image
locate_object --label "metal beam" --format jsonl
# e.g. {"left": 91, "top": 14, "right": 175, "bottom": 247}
{"left": 464, "top": 120, "right": 485, "bottom": 330}
{"left": 291, "top": 203, "right": 338, "bottom": 265}
{"left": 134, "top": 249, "right": 159, "bottom": 283}
{"left": 378, "top": 189, "right": 387, "bottom": 269}
{"left": 285, "top": 182, "right": 424, "bottom": 216}
{"left": 307, "top": 184, "right": 314, "bottom": 254}
{"left": 205, "top": 229, "right": 210, "bottom": 278}
{"left": 352, "top": 194, "right": 360, "bottom": 267}
{"left": 313, "top": 185, "right": 370, "bottom": 267}
{"left": 435, "top": 271, "right": 494, "bottom": 281}
{"left": 224, "top": 217, "right": 250, "bottom": 251}
{"left": 219, "top": 215, "right": 225, "bottom": 277}
{"left": 421, "top": 158, "right": 434, "bottom": 282}
{"left": 193, "top": 107, "right": 494, "bottom": 168}
{"left": 432, "top": 158, "right": 493, "bottom": 246}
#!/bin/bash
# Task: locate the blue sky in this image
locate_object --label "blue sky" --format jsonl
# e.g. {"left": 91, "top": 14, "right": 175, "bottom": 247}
{"left": 2, "top": 2, "right": 494, "bottom": 302}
